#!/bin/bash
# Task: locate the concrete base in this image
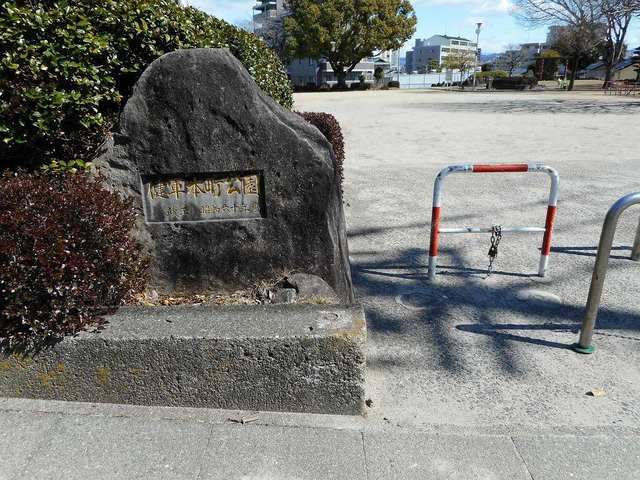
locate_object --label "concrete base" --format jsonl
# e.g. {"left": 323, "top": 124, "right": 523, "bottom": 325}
{"left": 0, "top": 305, "right": 366, "bottom": 415}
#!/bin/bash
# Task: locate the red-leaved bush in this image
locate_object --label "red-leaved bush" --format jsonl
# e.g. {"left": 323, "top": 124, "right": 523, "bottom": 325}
{"left": 0, "top": 172, "right": 147, "bottom": 346}
{"left": 298, "top": 112, "right": 345, "bottom": 190}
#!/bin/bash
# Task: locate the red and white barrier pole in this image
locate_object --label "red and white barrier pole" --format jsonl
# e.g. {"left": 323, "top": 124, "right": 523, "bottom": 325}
{"left": 530, "top": 164, "right": 559, "bottom": 277}
{"left": 428, "top": 163, "right": 559, "bottom": 281}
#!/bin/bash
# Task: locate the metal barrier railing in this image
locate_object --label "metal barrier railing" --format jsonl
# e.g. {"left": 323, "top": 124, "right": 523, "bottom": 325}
{"left": 428, "top": 163, "right": 560, "bottom": 280}
{"left": 574, "top": 192, "right": 640, "bottom": 354}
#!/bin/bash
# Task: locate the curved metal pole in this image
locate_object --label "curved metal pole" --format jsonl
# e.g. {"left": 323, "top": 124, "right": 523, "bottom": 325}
{"left": 575, "top": 192, "right": 640, "bottom": 354}
{"left": 632, "top": 217, "right": 640, "bottom": 261}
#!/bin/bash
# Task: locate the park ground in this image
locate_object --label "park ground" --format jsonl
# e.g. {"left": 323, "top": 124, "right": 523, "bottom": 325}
{"left": 2, "top": 89, "right": 640, "bottom": 479}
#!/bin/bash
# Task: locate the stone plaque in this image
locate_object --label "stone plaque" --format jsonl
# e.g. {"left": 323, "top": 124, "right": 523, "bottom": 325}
{"left": 95, "top": 49, "right": 353, "bottom": 302}
{"left": 141, "top": 172, "right": 264, "bottom": 223}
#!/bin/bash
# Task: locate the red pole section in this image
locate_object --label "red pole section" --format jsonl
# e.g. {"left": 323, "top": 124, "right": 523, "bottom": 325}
{"left": 429, "top": 206, "right": 442, "bottom": 257}
{"left": 472, "top": 164, "right": 529, "bottom": 173}
{"left": 537, "top": 165, "right": 560, "bottom": 276}
{"left": 428, "top": 165, "right": 471, "bottom": 281}
{"left": 541, "top": 205, "right": 558, "bottom": 255}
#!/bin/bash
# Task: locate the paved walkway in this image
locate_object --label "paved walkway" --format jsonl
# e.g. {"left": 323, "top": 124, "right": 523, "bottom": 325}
{"left": 2, "top": 397, "right": 640, "bottom": 480}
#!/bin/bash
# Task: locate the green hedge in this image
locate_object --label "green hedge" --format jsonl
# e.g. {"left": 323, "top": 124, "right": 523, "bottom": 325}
{"left": 0, "top": 0, "right": 293, "bottom": 169}
{"left": 492, "top": 77, "right": 538, "bottom": 90}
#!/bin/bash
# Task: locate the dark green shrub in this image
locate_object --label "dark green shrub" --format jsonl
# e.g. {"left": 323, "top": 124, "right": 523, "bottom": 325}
{"left": 349, "top": 82, "right": 372, "bottom": 90}
{"left": 0, "top": 173, "right": 147, "bottom": 346}
{"left": 0, "top": 0, "right": 293, "bottom": 169}
{"left": 493, "top": 77, "right": 538, "bottom": 90}
{"left": 293, "top": 83, "right": 321, "bottom": 92}
{"left": 298, "top": 112, "right": 345, "bottom": 190}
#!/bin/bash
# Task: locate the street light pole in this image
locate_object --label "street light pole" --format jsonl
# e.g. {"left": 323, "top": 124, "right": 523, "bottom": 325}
{"left": 472, "top": 22, "right": 482, "bottom": 91}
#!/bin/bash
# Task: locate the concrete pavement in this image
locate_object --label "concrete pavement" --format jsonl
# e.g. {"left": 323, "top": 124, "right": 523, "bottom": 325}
{"left": 1, "top": 397, "right": 640, "bottom": 479}
{"left": 295, "top": 89, "right": 640, "bottom": 430}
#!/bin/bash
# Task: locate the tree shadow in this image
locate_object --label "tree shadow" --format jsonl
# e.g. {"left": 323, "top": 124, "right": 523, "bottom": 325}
{"left": 551, "top": 245, "right": 632, "bottom": 260}
{"left": 409, "top": 100, "right": 640, "bottom": 115}
{"left": 456, "top": 323, "right": 578, "bottom": 351}
{"left": 350, "top": 244, "right": 640, "bottom": 375}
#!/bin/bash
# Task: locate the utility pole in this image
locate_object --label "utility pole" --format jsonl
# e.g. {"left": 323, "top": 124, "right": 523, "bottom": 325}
{"left": 472, "top": 22, "right": 482, "bottom": 91}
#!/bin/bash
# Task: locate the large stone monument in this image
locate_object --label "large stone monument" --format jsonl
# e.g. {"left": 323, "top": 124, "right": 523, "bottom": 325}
{"left": 97, "top": 49, "right": 353, "bottom": 302}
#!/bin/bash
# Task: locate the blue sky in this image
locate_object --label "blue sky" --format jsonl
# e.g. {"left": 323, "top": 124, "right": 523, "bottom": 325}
{"left": 190, "top": 0, "right": 639, "bottom": 54}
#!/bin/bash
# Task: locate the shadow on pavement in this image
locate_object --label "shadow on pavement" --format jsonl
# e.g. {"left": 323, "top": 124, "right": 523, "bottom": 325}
{"left": 551, "top": 245, "right": 631, "bottom": 260}
{"left": 350, "top": 244, "right": 640, "bottom": 373}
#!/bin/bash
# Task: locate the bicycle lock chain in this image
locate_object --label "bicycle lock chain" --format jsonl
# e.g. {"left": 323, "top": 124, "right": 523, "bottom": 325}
{"left": 487, "top": 225, "right": 503, "bottom": 276}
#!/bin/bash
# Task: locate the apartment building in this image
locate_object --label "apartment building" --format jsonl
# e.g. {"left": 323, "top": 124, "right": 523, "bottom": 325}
{"left": 405, "top": 35, "right": 478, "bottom": 73}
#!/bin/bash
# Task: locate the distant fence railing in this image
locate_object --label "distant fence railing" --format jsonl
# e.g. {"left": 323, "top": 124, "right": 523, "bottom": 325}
{"left": 604, "top": 80, "right": 640, "bottom": 96}
{"left": 397, "top": 73, "right": 472, "bottom": 89}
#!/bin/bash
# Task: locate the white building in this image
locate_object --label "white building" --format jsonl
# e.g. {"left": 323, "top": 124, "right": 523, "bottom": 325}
{"left": 377, "top": 50, "right": 400, "bottom": 70}
{"left": 406, "top": 35, "right": 478, "bottom": 73}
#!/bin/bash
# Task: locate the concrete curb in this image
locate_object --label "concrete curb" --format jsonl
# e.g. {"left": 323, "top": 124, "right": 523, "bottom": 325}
{"left": 0, "top": 304, "right": 366, "bottom": 415}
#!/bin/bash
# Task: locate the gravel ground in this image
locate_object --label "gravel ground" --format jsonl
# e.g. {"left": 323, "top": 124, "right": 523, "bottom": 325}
{"left": 294, "top": 89, "right": 640, "bottom": 429}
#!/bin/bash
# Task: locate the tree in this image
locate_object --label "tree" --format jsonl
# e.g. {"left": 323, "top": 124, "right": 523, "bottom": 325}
{"left": 512, "top": 0, "right": 639, "bottom": 89}
{"left": 285, "top": 0, "right": 416, "bottom": 88}
{"left": 600, "top": 0, "right": 639, "bottom": 87}
{"left": 256, "top": 15, "right": 289, "bottom": 63}
{"left": 441, "top": 50, "right": 476, "bottom": 84}
{"left": 513, "top": 0, "right": 604, "bottom": 90}
{"left": 499, "top": 45, "right": 527, "bottom": 76}
{"left": 535, "top": 49, "right": 562, "bottom": 80}
{"left": 428, "top": 59, "right": 439, "bottom": 72}
{"left": 374, "top": 66, "right": 385, "bottom": 85}
{"left": 548, "top": 23, "right": 603, "bottom": 90}
{"left": 0, "top": 0, "right": 293, "bottom": 168}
